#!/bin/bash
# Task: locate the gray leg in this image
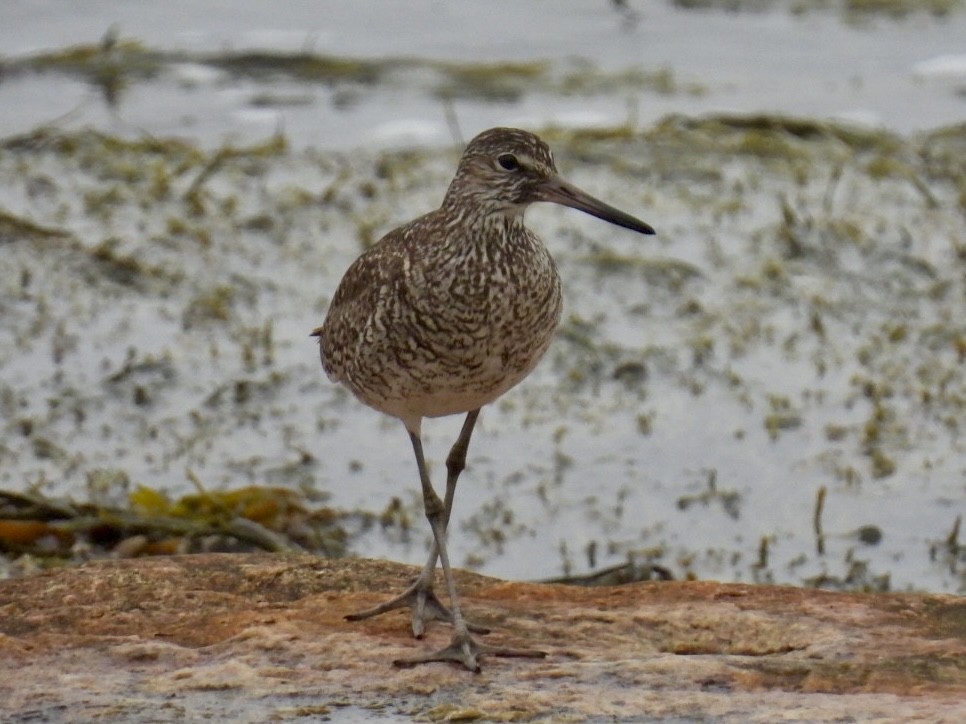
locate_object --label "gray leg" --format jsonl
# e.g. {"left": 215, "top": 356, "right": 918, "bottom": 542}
{"left": 344, "top": 410, "right": 487, "bottom": 636}
{"left": 393, "top": 423, "right": 545, "bottom": 672}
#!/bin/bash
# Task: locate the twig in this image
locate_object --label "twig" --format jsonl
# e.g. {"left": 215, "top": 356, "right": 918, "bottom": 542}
{"left": 814, "top": 486, "right": 827, "bottom": 555}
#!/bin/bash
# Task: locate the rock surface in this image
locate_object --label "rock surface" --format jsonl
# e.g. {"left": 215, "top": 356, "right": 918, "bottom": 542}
{"left": 1, "top": 554, "right": 964, "bottom": 722}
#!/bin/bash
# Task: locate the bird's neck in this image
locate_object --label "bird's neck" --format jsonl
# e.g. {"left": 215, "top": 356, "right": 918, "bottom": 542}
{"left": 444, "top": 205, "right": 528, "bottom": 249}
{"left": 441, "top": 186, "right": 527, "bottom": 227}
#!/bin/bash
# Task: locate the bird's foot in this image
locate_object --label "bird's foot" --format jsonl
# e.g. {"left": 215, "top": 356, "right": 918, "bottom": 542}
{"left": 393, "top": 630, "right": 546, "bottom": 673}
{"left": 345, "top": 579, "right": 489, "bottom": 638}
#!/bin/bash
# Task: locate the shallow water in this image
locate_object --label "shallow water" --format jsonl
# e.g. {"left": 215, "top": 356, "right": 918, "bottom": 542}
{"left": 0, "top": 1, "right": 963, "bottom": 594}
{"left": 1, "top": 1, "right": 964, "bottom": 147}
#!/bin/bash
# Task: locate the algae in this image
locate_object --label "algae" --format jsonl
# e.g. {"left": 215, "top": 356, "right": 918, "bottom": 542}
{"left": 1, "top": 116, "right": 964, "bottom": 594}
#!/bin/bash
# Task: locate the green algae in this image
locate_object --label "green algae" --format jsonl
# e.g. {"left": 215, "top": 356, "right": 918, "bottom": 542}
{"left": 843, "top": 0, "right": 963, "bottom": 18}
{"left": 0, "top": 209, "right": 70, "bottom": 243}
{"left": 4, "top": 40, "right": 709, "bottom": 109}
{"left": 0, "top": 481, "right": 354, "bottom": 574}
{"left": 206, "top": 52, "right": 385, "bottom": 85}
{"left": 579, "top": 250, "right": 703, "bottom": 287}
{"left": 671, "top": 0, "right": 965, "bottom": 17}
{"left": 657, "top": 113, "right": 905, "bottom": 158}
{"left": 433, "top": 60, "right": 549, "bottom": 102}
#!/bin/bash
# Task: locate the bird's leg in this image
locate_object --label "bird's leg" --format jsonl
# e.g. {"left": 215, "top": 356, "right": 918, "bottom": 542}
{"left": 345, "top": 411, "right": 487, "bottom": 636}
{"left": 393, "top": 427, "right": 545, "bottom": 672}
{"left": 402, "top": 409, "right": 486, "bottom": 631}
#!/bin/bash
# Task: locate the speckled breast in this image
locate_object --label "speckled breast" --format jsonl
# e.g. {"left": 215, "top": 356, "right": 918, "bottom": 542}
{"left": 351, "top": 228, "right": 563, "bottom": 422}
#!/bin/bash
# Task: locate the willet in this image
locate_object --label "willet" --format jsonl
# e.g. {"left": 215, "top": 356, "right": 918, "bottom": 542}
{"left": 313, "top": 127, "right": 655, "bottom": 671}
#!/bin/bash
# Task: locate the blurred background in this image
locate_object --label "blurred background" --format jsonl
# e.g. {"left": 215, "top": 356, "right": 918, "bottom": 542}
{"left": 2, "top": 0, "right": 965, "bottom": 146}
{"left": 0, "top": 1, "right": 964, "bottom": 592}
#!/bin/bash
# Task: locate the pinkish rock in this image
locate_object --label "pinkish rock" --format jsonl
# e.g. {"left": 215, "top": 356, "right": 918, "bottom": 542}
{"left": 0, "top": 554, "right": 963, "bottom": 721}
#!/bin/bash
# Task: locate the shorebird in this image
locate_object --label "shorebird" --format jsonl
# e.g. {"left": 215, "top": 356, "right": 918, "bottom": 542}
{"left": 313, "top": 127, "right": 654, "bottom": 671}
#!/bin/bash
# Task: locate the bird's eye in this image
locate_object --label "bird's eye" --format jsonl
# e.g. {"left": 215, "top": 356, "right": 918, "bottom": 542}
{"left": 497, "top": 153, "right": 520, "bottom": 172}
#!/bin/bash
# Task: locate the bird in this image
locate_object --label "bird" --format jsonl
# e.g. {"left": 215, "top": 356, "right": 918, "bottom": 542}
{"left": 312, "top": 127, "right": 655, "bottom": 672}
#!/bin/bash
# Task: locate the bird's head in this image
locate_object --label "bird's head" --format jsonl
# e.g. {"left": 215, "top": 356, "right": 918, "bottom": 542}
{"left": 444, "top": 127, "right": 655, "bottom": 236}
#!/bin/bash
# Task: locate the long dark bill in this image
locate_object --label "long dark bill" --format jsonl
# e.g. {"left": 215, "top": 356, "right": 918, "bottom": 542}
{"left": 536, "top": 176, "right": 655, "bottom": 236}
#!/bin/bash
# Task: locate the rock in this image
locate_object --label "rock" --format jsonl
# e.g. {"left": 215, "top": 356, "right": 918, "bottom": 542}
{"left": 0, "top": 554, "right": 963, "bottom": 722}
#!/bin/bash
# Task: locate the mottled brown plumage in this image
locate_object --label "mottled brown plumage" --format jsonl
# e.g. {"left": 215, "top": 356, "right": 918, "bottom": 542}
{"left": 313, "top": 127, "right": 654, "bottom": 671}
